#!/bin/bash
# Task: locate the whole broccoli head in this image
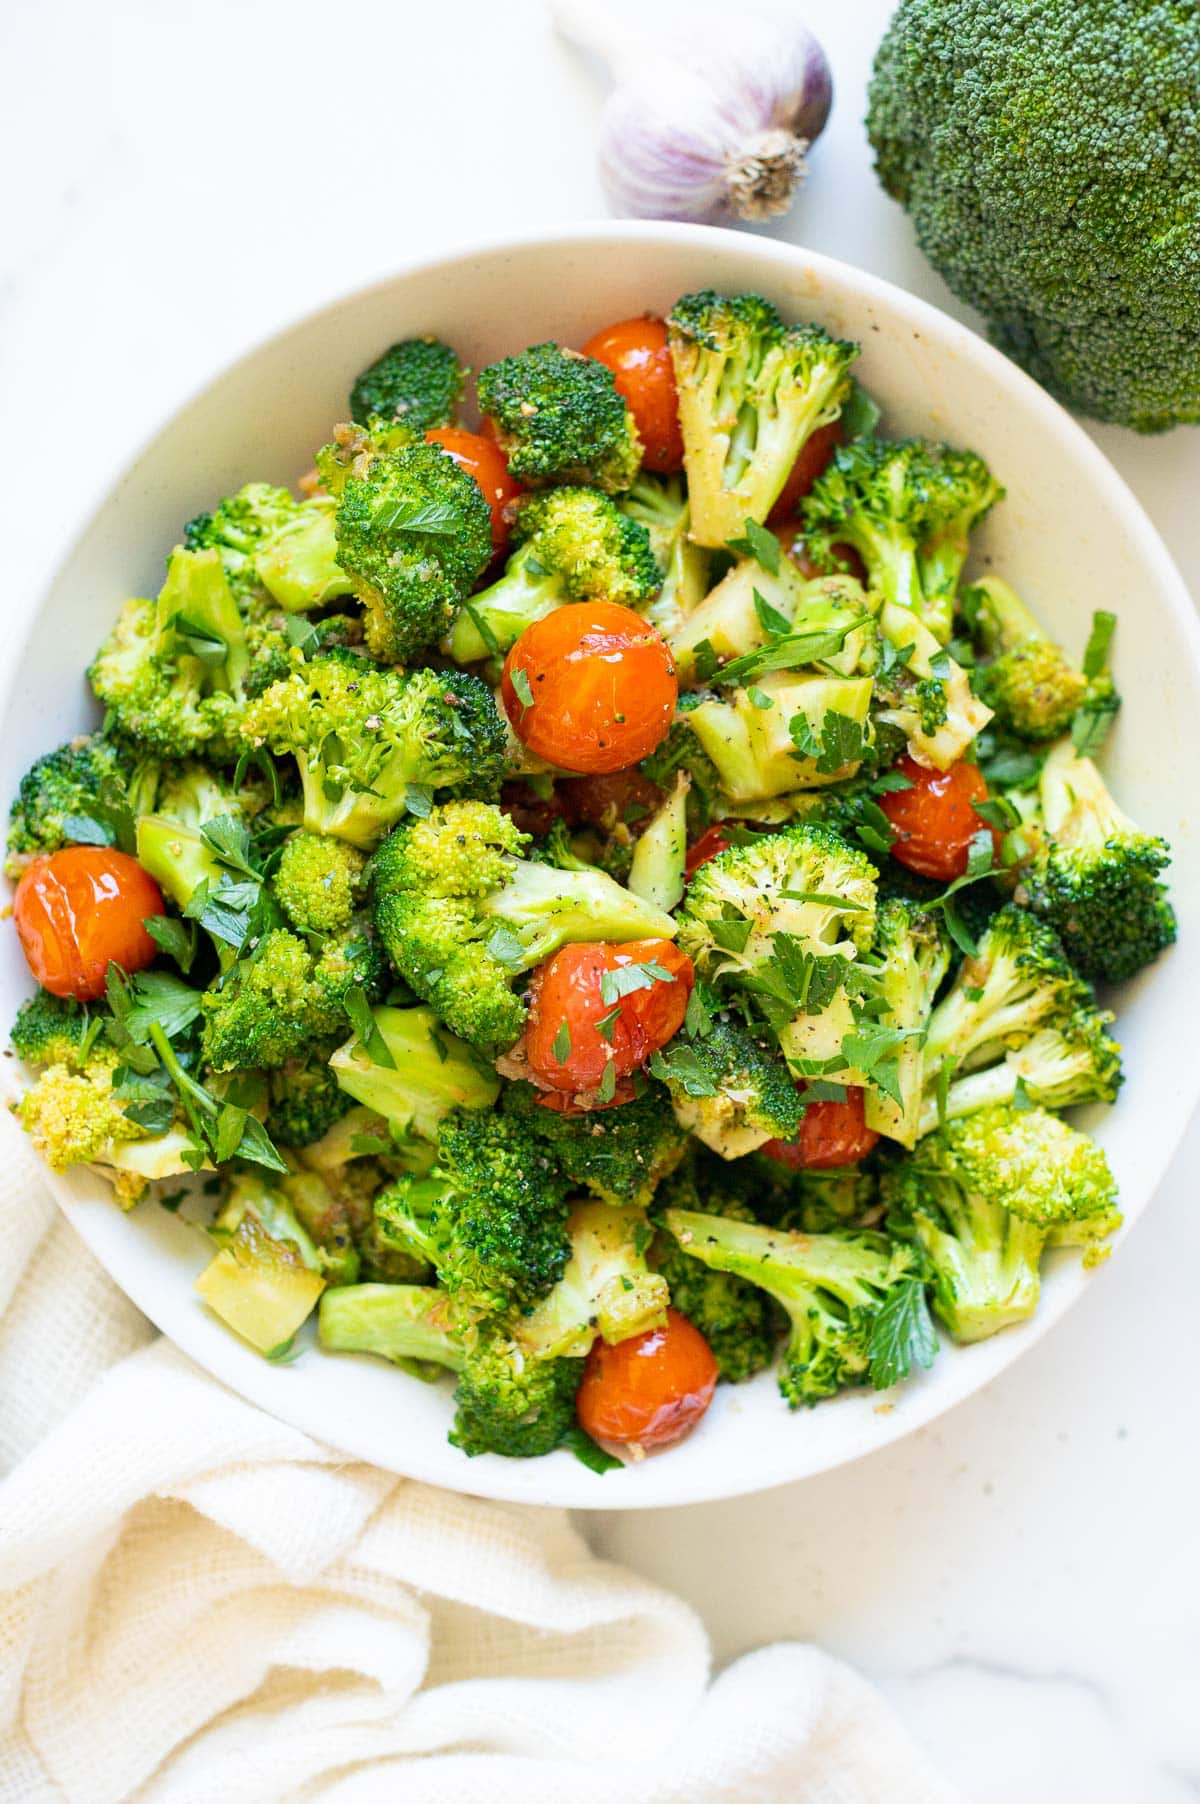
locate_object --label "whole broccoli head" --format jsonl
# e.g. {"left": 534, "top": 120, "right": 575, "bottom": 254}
{"left": 6, "top": 733, "right": 157, "bottom": 871}
{"left": 477, "top": 342, "right": 642, "bottom": 493}
{"left": 201, "top": 920, "right": 386, "bottom": 1071}
{"left": 502, "top": 1080, "right": 689, "bottom": 1209}
{"left": 349, "top": 336, "right": 466, "bottom": 431}
{"left": 446, "top": 486, "right": 660, "bottom": 663}
{"left": 334, "top": 443, "right": 493, "bottom": 662}
{"left": 868, "top": 0, "right": 1200, "bottom": 431}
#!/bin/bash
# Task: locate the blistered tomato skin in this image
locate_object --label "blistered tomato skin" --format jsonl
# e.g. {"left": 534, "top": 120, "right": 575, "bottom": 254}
{"left": 425, "top": 427, "right": 523, "bottom": 554}
{"left": 502, "top": 602, "right": 678, "bottom": 774}
{"left": 580, "top": 315, "right": 685, "bottom": 474}
{"left": 13, "top": 847, "right": 165, "bottom": 1001}
{"left": 880, "top": 753, "right": 996, "bottom": 882}
{"left": 761, "top": 1086, "right": 880, "bottom": 1171}
{"left": 525, "top": 938, "right": 694, "bottom": 1098}
{"left": 577, "top": 1308, "right": 719, "bottom": 1450}
{"left": 684, "top": 824, "right": 732, "bottom": 879}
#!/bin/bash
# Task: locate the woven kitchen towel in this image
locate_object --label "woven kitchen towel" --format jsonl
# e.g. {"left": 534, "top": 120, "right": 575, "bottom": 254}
{"left": 0, "top": 1133, "right": 958, "bottom": 1804}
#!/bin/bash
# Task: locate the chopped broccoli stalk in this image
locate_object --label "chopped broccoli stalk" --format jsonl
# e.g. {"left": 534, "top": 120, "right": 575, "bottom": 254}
{"left": 858, "top": 899, "right": 951, "bottom": 1148}
{"left": 330, "top": 1004, "right": 500, "bottom": 1138}
{"left": 201, "top": 921, "right": 385, "bottom": 1071}
{"left": 476, "top": 341, "right": 642, "bottom": 493}
{"left": 628, "top": 773, "right": 689, "bottom": 913}
{"left": 515, "top": 1201, "right": 669, "bottom": 1359}
{"left": 873, "top": 600, "right": 993, "bottom": 768}
{"left": 671, "top": 562, "right": 876, "bottom": 689}
{"left": 241, "top": 659, "right": 507, "bottom": 850}
{"left": 265, "top": 1045, "right": 357, "bottom": 1148}
{"left": 1023, "top": 739, "right": 1176, "bottom": 983}
{"left": 372, "top": 801, "right": 677, "bottom": 1054}
{"left": 684, "top": 670, "right": 875, "bottom": 803}
{"left": 274, "top": 833, "right": 366, "bottom": 934}
{"left": 619, "top": 472, "right": 711, "bottom": 637}
{"left": 651, "top": 1163, "right": 780, "bottom": 1382}
{"left": 502, "top": 1081, "right": 689, "bottom": 1209}
{"left": 667, "top": 291, "right": 858, "bottom": 547}
{"left": 349, "top": 336, "right": 466, "bottom": 430}
{"left": 196, "top": 1175, "right": 326, "bottom": 1354}
{"left": 134, "top": 764, "right": 257, "bottom": 919}
{"left": 10, "top": 990, "right": 110, "bottom": 1069}
{"left": 334, "top": 442, "right": 493, "bottom": 661}
{"left": 6, "top": 733, "right": 158, "bottom": 869}
{"left": 447, "top": 486, "right": 659, "bottom": 662}
{"left": 318, "top": 1282, "right": 464, "bottom": 1370}
{"left": 663, "top": 1208, "right": 931, "bottom": 1405}
{"left": 450, "top": 1339, "right": 582, "bottom": 1459}
{"left": 964, "top": 578, "right": 1088, "bottom": 741}
{"left": 659, "top": 1014, "right": 803, "bottom": 1158}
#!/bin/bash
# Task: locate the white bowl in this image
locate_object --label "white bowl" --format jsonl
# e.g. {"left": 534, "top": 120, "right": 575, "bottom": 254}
{"left": 4, "top": 222, "right": 1198, "bottom": 1509}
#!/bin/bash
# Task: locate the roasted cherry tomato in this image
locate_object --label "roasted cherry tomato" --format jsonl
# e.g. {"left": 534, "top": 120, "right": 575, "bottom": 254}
{"left": 880, "top": 753, "right": 996, "bottom": 882}
{"left": 767, "top": 421, "right": 843, "bottom": 525}
{"left": 425, "top": 427, "right": 523, "bottom": 554}
{"left": 785, "top": 535, "right": 869, "bottom": 586}
{"left": 577, "top": 1308, "right": 718, "bottom": 1450}
{"left": 524, "top": 938, "right": 694, "bottom": 1101}
{"left": 559, "top": 768, "right": 663, "bottom": 834}
{"left": 684, "top": 824, "right": 732, "bottom": 879}
{"left": 761, "top": 1085, "right": 880, "bottom": 1171}
{"left": 502, "top": 602, "right": 678, "bottom": 774}
{"left": 14, "top": 847, "right": 165, "bottom": 1002}
{"left": 580, "top": 315, "right": 684, "bottom": 474}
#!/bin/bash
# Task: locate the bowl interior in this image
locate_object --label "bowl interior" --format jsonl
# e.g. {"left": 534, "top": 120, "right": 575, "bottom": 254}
{"left": 4, "top": 224, "right": 1198, "bottom": 1508}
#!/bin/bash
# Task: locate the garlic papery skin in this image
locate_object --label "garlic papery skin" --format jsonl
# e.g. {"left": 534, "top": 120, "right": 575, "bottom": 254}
{"left": 553, "top": 0, "right": 833, "bottom": 225}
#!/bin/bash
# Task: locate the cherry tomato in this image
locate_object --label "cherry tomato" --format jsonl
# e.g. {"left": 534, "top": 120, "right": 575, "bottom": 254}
{"left": 14, "top": 847, "right": 165, "bottom": 1002}
{"left": 499, "top": 780, "right": 567, "bottom": 840}
{"left": 525, "top": 938, "right": 694, "bottom": 1100}
{"left": 425, "top": 427, "right": 523, "bottom": 554}
{"left": 761, "top": 1085, "right": 880, "bottom": 1171}
{"left": 684, "top": 824, "right": 732, "bottom": 879}
{"left": 787, "top": 536, "right": 869, "bottom": 586}
{"left": 767, "top": 421, "right": 843, "bottom": 525}
{"left": 580, "top": 315, "right": 684, "bottom": 474}
{"left": 577, "top": 1308, "right": 718, "bottom": 1450}
{"left": 559, "top": 769, "right": 663, "bottom": 834}
{"left": 880, "top": 753, "right": 997, "bottom": 882}
{"left": 502, "top": 602, "right": 678, "bottom": 774}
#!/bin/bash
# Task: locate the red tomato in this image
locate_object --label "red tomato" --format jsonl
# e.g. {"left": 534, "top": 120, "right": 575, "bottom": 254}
{"left": 786, "top": 536, "right": 869, "bottom": 586}
{"left": 580, "top": 315, "right": 684, "bottom": 474}
{"left": 524, "top": 939, "right": 694, "bottom": 1100}
{"left": 684, "top": 824, "right": 732, "bottom": 879}
{"left": 14, "top": 847, "right": 165, "bottom": 1002}
{"left": 767, "top": 421, "right": 843, "bottom": 524}
{"left": 577, "top": 1308, "right": 718, "bottom": 1450}
{"left": 425, "top": 427, "right": 523, "bottom": 554}
{"left": 880, "top": 753, "right": 996, "bottom": 882}
{"left": 761, "top": 1085, "right": 880, "bottom": 1171}
{"left": 502, "top": 602, "right": 678, "bottom": 775}
{"left": 558, "top": 769, "right": 663, "bottom": 834}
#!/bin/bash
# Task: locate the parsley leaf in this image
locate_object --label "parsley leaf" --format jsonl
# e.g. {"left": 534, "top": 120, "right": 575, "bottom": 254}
{"left": 717, "top": 621, "right": 857, "bottom": 685}
{"left": 752, "top": 587, "right": 792, "bottom": 637}
{"left": 867, "top": 1278, "right": 938, "bottom": 1390}
{"left": 509, "top": 666, "right": 534, "bottom": 712}
{"left": 1082, "top": 610, "right": 1117, "bottom": 680}
{"left": 552, "top": 1019, "right": 572, "bottom": 1064}
{"left": 344, "top": 988, "right": 395, "bottom": 1067}
{"left": 561, "top": 1423, "right": 622, "bottom": 1475}
{"left": 726, "top": 518, "right": 781, "bottom": 575}
{"left": 370, "top": 495, "right": 462, "bottom": 535}
{"left": 597, "top": 1059, "right": 617, "bottom": 1103}
{"left": 598, "top": 959, "right": 677, "bottom": 1006}
{"left": 648, "top": 1043, "right": 718, "bottom": 1096}
{"left": 143, "top": 915, "right": 197, "bottom": 974}
{"left": 1071, "top": 689, "right": 1121, "bottom": 757}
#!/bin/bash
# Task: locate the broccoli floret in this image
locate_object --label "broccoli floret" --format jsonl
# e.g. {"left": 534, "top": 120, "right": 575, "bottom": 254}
{"left": 783, "top": 1166, "right": 881, "bottom": 1235}
{"left": 619, "top": 472, "right": 712, "bottom": 638}
{"left": 515, "top": 1200, "right": 669, "bottom": 1359}
{"left": 201, "top": 920, "right": 385, "bottom": 1071}
{"left": 867, "top": 0, "right": 1200, "bottom": 432}
{"left": 639, "top": 712, "right": 724, "bottom": 832}
{"left": 682, "top": 670, "right": 876, "bottom": 804}
{"left": 922, "top": 1011, "right": 1122, "bottom": 1135}
{"left": 663, "top": 1207, "right": 933, "bottom": 1405}
{"left": 264, "top": 1044, "right": 356, "bottom": 1148}
{"left": 446, "top": 487, "right": 659, "bottom": 663}
{"left": 964, "top": 578, "right": 1089, "bottom": 742}
{"left": 450, "top": 1339, "right": 582, "bottom": 1459}
{"left": 371, "top": 1109, "right": 571, "bottom": 1316}
{"left": 872, "top": 600, "right": 993, "bottom": 769}
{"left": 477, "top": 342, "right": 642, "bottom": 493}
{"left": 652, "top": 1161, "right": 780, "bottom": 1382}
{"left": 857, "top": 899, "right": 951, "bottom": 1148}
{"left": 329, "top": 1003, "right": 500, "bottom": 1139}
{"left": 372, "top": 801, "right": 677, "bottom": 1054}
{"left": 502, "top": 1080, "right": 688, "bottom": 1208}
{"left": 6, "top": 733, "right": 158, "bottom": 870}
{"left": 14, "top": 1047, "right": 195, "bottom": 1208}
{"left": 349, "top": 336, "right": 465, "bottom": 431}
{"left": 184, "top": 481, "right": 295, "bottom": 601}
{"left": 1021, "top": 739, "right": 1176, "bottom": 983}
{"left": 314, "top": 419, "right": 416, "bottom": 498}
{"left": 885, "top": 1104, "right": 1120, "bottom": 1341}
{"left": 657, "top": 1013, "right": 803, "bottom": 1158}
{"left": 667, "top": 291, "right": 857, "bottom": 547}
{"left": 274, "top": 832, "right": 366, "bottom": 934}
{"left": 803, "top": 439, "right": 1002, "bottom": 643}
{"left": 241, "top": 659, "right": 506, "bottom": 849}
{"left": 185, "top": 481, "right": 354, "bottom": 615}
{"left": 334, "top": 443, "right": 493, "bottom": 662}
{"left": 134, "top": 763, "right": 263, "bottom": 918}
{"left": 10, "top": 991, "right": 110, "bottom": 1069}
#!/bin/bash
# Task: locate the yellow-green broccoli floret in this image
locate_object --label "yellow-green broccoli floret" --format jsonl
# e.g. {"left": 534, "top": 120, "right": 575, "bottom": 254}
{"left": 349, "top": 336, "right": 466, "bottom": 431}
{"left": 274, "top": 833, "right": 367, "bottom": 933}
{"left": 654, "top": 1013, "right": 804, "bottom": 1159}
{"left": 10, "top": 991, "right": 110, "bottom": 1069}
{"left": 477, "top": 342, "right": 642, "bottom": 493}
{"left": 6, "top": 733, "right": 158, "bottom": 871}
{"left": 964, "top": 578, "right": 1090, "bottom": 741}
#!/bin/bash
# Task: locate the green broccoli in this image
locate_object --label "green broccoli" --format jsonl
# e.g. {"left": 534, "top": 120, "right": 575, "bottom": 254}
{"left": 652, "top": 1161, "right": 781, "bottom": 1383}
{"left": 184, "top": 480, "right": 355, "bottom": 615}
{"left": 867, "top": 0, "right": 1200, "bottom": 431}
{"left": 655, "top": 1013, "right": 803, "bottom": 1159}
{"left": 502, "top": 1080, "right": 688, "bottom": 1208}
{"left": 1022, "top": 739, "right": 1176, "bottom": 983}
{"left": 14, "top": 1045, "right": 196, "bottom": 1209}
{"left": 666, "top": 291, "right": 858, "bottom": 547}
{"left": 134, "top": 763, "right": 264, "bottom": 922}
{"left": 515, "top": 1201, "right": 669, "bottom": 1359}
{"left": 184, "top": 481, "right": 296, "bottom": 601}
{"left": 314, "top": 419, "right": 416, "bottom": 498}
{"left": 921, "top": 1012, "right": 1122, "bottom": 1135}
{"left": 872, "top": 599, "right": 994, "bottom": 769}
{"left": 783, "top": 1166, "right": 880, "bottom": 1235}
{"left": 264, "top": 1044, "right": 357, "bottom": 1148}
{"left": 681, "top": 669, "right": 875, "bottom": 804}
{"left": 372, "top": 801, "right": 677, "bottom": 1055}
{"left": 446, "top": 486, "right": 659, "bottom": 663}
{"left": 662, "top": 1207, "right": 934, "bottom": 1405}
{"left": 201, "top": 921, "right": 386, "bottom": 1071}
{"left": 619, "top": 472, "right": 712, "bottom": 638}
{"left": 6, "top": 733, "right": 159, "bottom": 870}
{"left": 334, "top": 443, "right": 493, "bottom": 661}
{"left": 670, "top": 560, "right": 876, "bottom": 689}
{"left": 964, "top": 578, "right": 1089, "bottom": 742}
{"left": 10, "top": 990, "right": 111, "bottom": 1069}
{"left": 318, "top": 1282, "right": 464, "bottom": 1374}
{"left": 857, "top": 898, "right": 951, "bottom": 1148}
{"left": 274, "top": 833, "right": 366, "bottom": 934}
{"left": 449, "top": 1339, "right": 582, "bottom": 1459}
{"left": 241, "top": 658, "right": 507, "bottom": 849}
{"left": 329, "top": 1003, "right": 501, "bottom": 1139}
{"left": 349, "top": 336, "right": 466, "bottom": 430}
{"left": 476, "top": 342, "right": 642, "bottom": 493}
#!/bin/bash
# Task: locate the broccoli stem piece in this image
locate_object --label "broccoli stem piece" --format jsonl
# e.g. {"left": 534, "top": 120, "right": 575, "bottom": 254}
{"left": 514, "top": 1201, "right": 669, "bottom": 1360}
{"left": 329, "top": 1005, "right": 500, "bottom": 1139}
{"left": 318, "top": 1283, "right": 464, "bottom": 1371}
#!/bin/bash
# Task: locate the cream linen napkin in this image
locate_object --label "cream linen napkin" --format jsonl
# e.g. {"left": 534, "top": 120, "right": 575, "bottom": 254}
{"left": 0, "top": 1129, "right": 957, "bottom": 1804}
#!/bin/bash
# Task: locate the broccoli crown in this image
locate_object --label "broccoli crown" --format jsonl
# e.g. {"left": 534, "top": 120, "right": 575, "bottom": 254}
{"left": 502, "top": 1080, "right": 689, "bottom": 1209}
{"left": 450, "top": 1340, "right": 581, "bottom": 1459}
{"left": 516, "top": 1200, "right": 670, "bottom": 1359}
{"left": 925, "top": 1007, "right": 1122, "bottom": 1134}
{"left": 964, "top": 579, "right": 1088, "bottom": 742}
{"left": 923, "top": 903, "right": 1092, "bottom": 1079}
{"left": 265, "top": 1044, "right": 356, "bottom": 1147}
{"left": 349, "top": 336, "right": 465, "bottom": 431}
{"left": 15, "top": 1049, "right": 144, "bottom": 1172}
{"left": 334, "top": 443, "right": 493, "bottom": 662}
{"left": 7, "top": 733, "right": 153, "bottom": 865}
{"left": 476, "top": 342, "right": 642, "bottom": 493}
{"left": 660, "top": 1013, "right": 804, "bottom": 1158}
{"left": 242, "top": 658, "right": 505, "bottom": 850}
{"left": 667, "top": 292, "right": 858, "bottom": 547}
{"left": 857, "top": 897, "right": 951, "bottom": 1147}
{"left": 274, "top": 832, "right": 366, "bottom": 934}
{"left": 372, "top": 801, "right": 676, "bottom": 1055}
{"left": 373, "top": 1109, "right": 572, "bottom": 1315}
{"left": 184, "top": 481, "right": 296, "bottom": 601}
{"left": 783, "top": 1166, "right": 880, "bottom": 1235}
{"left": 652, "top": 1163, "right": 781, "bottom": 1383}
{"left": 11, "top": 991, "right": 111, "bottom": 1070}
{"left": 867, "top": 0, "right": 1200, "bottom": 431}
{"left": 943, "top": 1104, "right": 1119, "bottom": 1233}
{"left": 201, "top": 920, "right": 385, "bottom": 1071}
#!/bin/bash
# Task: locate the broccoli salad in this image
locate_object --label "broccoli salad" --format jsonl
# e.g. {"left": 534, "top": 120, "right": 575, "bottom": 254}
{"left": 5, "top": 294, "right": 1176, "bottom": 1467}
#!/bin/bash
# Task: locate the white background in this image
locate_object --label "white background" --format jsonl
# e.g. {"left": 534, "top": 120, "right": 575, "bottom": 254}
{"left": 2, "top": 1, "right": 1198, "bottom": 1796}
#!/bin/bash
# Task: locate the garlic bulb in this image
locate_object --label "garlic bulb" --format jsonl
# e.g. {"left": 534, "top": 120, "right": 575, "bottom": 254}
{"left": 552, "top": 0, "right": 833, "bottom": 224}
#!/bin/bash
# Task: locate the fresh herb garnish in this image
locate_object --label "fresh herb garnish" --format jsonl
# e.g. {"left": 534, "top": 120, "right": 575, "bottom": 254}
{"left": 726, "top": 518, "right": 782, "bottom": 575}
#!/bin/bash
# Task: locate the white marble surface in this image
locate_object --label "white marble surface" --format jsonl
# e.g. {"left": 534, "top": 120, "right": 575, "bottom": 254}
{"left": 2, "top": 0, "right": 1198, "bottom": 1796}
